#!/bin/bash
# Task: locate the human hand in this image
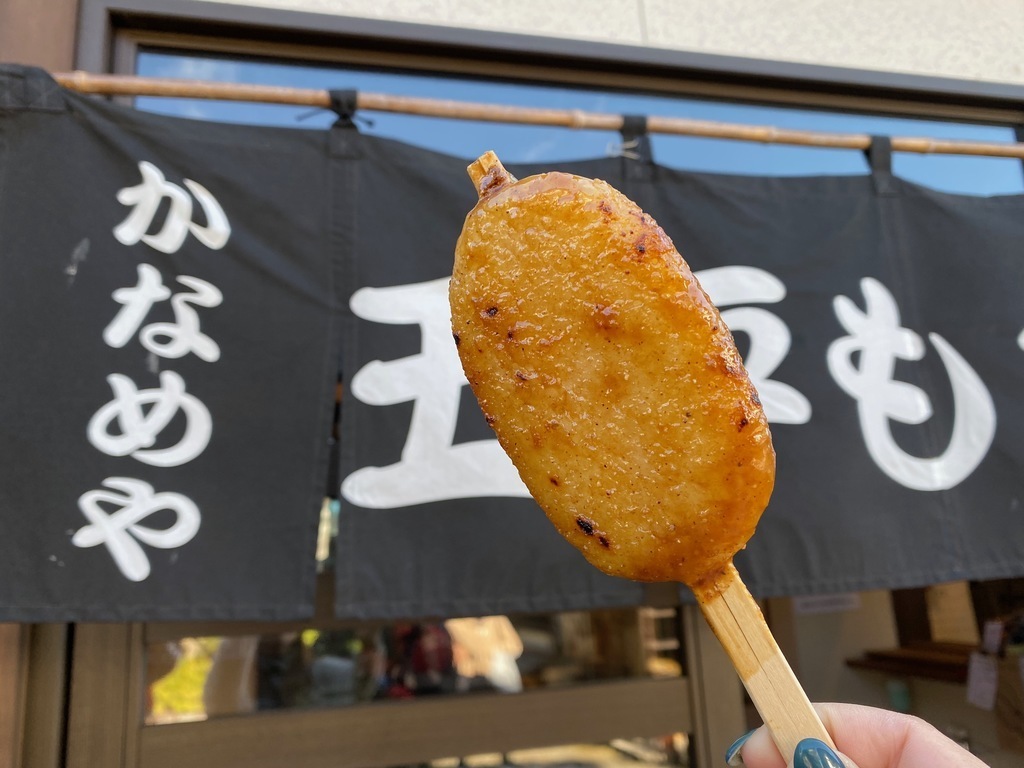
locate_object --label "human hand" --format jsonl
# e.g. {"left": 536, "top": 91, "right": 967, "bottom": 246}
{"left": 725, "top": 703, "right": 986, "bottom": 768}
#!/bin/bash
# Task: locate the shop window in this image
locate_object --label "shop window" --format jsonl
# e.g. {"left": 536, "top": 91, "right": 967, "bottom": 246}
{"left": 144, "top": 607, "right": 684, "bottom": 724}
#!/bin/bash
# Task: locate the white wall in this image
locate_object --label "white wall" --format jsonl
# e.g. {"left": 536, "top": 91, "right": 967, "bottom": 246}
{"left": 197, "top": 0, "right": 1024, "bottom": 86}
{"left": 788, "top": 592, "right": 1024, "bottom": 765}
{"left": 791, "top": 590, "right": 896, "bottom": 708}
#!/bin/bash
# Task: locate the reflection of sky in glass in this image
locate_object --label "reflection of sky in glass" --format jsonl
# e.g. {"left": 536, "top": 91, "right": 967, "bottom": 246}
{"left": 136, "top": 51, "right": 1023, "bottom": 196}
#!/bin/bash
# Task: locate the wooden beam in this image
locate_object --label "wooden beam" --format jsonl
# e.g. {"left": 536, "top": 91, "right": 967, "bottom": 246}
{"left": 52, "top": 72, "right": 1024, "bottom": 160}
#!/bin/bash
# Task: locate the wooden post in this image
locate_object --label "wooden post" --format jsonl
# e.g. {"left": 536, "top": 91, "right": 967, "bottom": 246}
{"left": 0, "top": 624, "right": 28, "bottom": 768}
{"left": 683, "top": 605, "right": 748, "bottom": 768}
{"left": 66, "top": 624, "right": 144, "bottom": 768}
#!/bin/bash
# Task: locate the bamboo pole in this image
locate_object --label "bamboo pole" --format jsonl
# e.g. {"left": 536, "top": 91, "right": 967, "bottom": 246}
{"left": 53, "top": 71, "right": 1024, "bottom": 160}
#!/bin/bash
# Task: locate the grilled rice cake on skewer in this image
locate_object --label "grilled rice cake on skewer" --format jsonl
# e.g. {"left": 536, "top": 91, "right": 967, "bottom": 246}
{"left": 450, "top": 151, "right": 835, "bottom": 759}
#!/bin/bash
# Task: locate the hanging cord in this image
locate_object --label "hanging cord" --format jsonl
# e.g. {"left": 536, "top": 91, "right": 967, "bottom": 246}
{"left": 330, "top": 89, "right": 358, "bottom": 125}
{"left": 1016, "top": 126, "right": 1024, "bottom": 176}
{"left": 52, "top": 71, "right": 1024, "bottom": 160}
{"left": 864, "top": 136, "right": 896, "bottom": 195}
{"left": 293, "top": 89, "right": 375, "bottom": 127}
{"left": 615, "top": 114, "right": 653, "bottom": 163}
{"left": 327, "top": 89, "right": 373, "bottom": 128}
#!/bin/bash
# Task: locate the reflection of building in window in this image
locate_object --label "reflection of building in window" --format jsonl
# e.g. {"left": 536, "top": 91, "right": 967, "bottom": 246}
{"left": 382, "top": 623, "right": 457, "bottom": 697}
{"left": 203, "top": 637, "right": 258, "bottom": 716}
{"left": 306, "top": 629, "right": 385, "bottom": 706}
{"left": 446, "top": 616, "right": 524, "bottom": 693}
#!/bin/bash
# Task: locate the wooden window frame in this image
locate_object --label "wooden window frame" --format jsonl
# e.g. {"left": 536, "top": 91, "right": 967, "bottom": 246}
{"left": 3, "top": 624, "right": 68, "bottom": 768}
{"left": 62, "top": 611, "right": 748, "bottom": 768}
{"left": 78, "top": 0, "right": 1024, "bottom": 126}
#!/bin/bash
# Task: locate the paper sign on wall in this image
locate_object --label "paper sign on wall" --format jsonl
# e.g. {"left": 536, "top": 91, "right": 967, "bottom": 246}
{"left": 966, "top": 652, "right": 998, "bottom": 711}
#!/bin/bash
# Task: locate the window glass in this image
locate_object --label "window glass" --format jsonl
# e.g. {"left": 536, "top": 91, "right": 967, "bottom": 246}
{"left": 144, "top": 608, "right": 683, "bottom": 724}
{"left": 135, "top": 50, "right": 1024, "bottom": 196}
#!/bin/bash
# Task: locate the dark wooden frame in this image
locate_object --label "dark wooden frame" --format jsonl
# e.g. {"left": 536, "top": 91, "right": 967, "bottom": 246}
{"left": 76, "top": 0, "right": 1024, "bottom": 126}
{"left": 60, "top": 611, "right": 724, "bottom": 768}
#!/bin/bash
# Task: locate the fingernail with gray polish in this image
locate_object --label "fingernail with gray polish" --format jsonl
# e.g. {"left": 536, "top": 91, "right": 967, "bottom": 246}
{"left": 725, "top": 729, "right": 756, "bottom": 766}
{"left": 794, "top": 738, "right": 844, "bottom": 768}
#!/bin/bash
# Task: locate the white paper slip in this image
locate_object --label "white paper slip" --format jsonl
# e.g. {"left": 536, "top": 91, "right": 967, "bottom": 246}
{"left": 966, "top": 652, "right": 998, "bottom": 711}
{"left": 981, "top": 620, "right": 1004, "bottom": 655}
{"left": 792, "top": 593, "right": 861, "bottom": 615}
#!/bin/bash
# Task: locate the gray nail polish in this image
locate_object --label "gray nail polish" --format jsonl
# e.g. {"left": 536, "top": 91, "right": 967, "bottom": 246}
{"left": 725, "top": 729, "right": 756, "bottom": 766}
{"left": 794, "top": 738, "right": 844, "bottom": 768}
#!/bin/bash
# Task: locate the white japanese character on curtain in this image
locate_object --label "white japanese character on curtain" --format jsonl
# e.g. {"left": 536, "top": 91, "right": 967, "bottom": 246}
{"left": 827, "top": 277, "right": 995, "bottom": 491}
{"left": 341, "top": 277, "right": 530, "bottom": 509}
{"left": 72, "top": 477, "right": 201, "bottom": 582}
{"left": 87, "top": 371, "right": 213, "bottom": 468}
{"left": 114, "top": 161, "right": 230, "bottom": 254}
{"left": 103, "top": 263, "right": 222, "bottom": 361}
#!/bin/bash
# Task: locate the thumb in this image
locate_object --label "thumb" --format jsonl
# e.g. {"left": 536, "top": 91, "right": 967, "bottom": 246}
{"left": 789, "top": 738, "right": 861, "bottom": 768}
{"left": 729, "top": 732, "right": 859, "bottom": 768}
{"left": 728, "top": 703, "right": 985, "bottom": 768}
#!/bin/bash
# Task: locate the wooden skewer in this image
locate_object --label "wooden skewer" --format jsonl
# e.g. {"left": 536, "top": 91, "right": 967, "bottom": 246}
{"left": 697, "top": 564, "right": 835, "bottom": 759}
{"left": 53, "top": 71, "right": 1024, "bottom": 160}
{"left": 467, "top": 150, "right": 518, "bottom": 196}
